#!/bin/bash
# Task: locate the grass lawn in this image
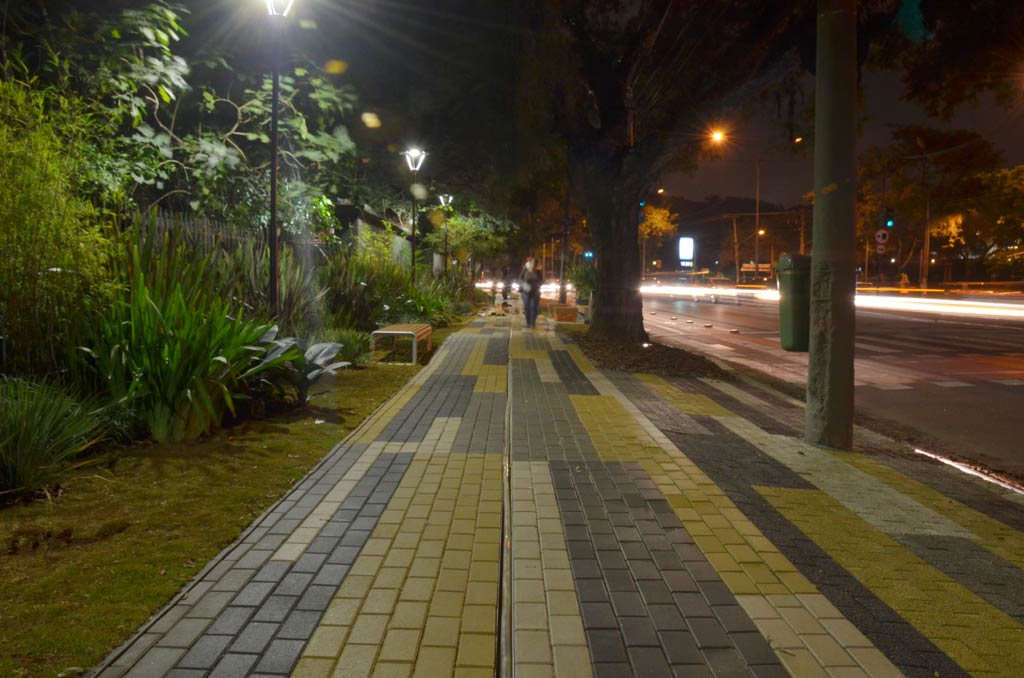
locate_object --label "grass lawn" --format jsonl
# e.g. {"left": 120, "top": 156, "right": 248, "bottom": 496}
{"left": 0, "top": 321, "right": 466, "bottom": 678}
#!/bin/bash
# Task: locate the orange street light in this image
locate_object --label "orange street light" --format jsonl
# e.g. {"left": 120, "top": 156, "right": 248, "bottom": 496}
{"left": 709, "top": 129, "right": 727, "bottom": 144}
{"left": 657, "top": 188, "right": 665, "bottom": 195}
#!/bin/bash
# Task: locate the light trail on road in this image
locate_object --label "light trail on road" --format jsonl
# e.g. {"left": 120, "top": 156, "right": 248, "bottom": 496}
{"left": 640, "top": 285, "right": 1024, "bottom": 320}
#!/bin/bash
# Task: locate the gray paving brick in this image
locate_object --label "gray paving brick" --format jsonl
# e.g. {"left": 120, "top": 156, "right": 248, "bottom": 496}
{"left": 211, "top": 568, "right": 254, "bottom": 593}
{"left": 659, "top": 630, "right": 702, "bottom": 665}
{"left": 278, "top": 610, "right": 322, "bottom": 639}
{"left": 254, "top": 638, "right": 306, "bottom": 673}
{"left": 252, "top": 561, "right": 290, "bottom": 583}
{"left": 687, "top": 617, "right": 731, "bottom": 649}
{"left": 296, "top": 584, "right": 336, "bottom": 611}
{"left": 177, "top": 634, "right": 233, "bottom": 670}
{"left": 233, "top": 581, "right": 276, "bottom": 607}
{"left": 156, "top": 617, "right": 210, "bottom": 648}
{"left": 186, "top": 591, "right": 235, "bottom": 619}
{"left": 588, "top": 629, "right": 628, "bottom": 663}
{"left": 627, "top": 647, "right": 673, "bottom": 678}
{"left": 229, "top": 621, "right": 279, "bottom": 654}
{"left": 275, "top": 571, "right": 314, "bottom": 597}
{"left": 620, "top": 617, "right": 659, "bottom": 647}
{"left": 252, "top": 596, "right": 298, "bottom": 623}
{"left": 206, "top": 606, "right": 255, "bottom": 636}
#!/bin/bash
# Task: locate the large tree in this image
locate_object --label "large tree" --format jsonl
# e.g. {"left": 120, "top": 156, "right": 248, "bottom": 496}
{"left": 525, "top": 1, "right": 815, "bottom": 340}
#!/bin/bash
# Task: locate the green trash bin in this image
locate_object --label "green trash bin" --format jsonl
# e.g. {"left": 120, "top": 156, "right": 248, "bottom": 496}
{"left": 777, "top": 253, "right": 811, "bottom": 352}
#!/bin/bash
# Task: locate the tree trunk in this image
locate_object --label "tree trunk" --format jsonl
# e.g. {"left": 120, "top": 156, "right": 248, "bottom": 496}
{"left": 580, "top": 158, "right": 646, "bottom": 343}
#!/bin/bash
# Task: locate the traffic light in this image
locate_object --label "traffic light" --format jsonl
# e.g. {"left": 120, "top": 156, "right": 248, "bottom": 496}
{"left": 583, "top": 251, "right": 594, "bottom": 259}
{"left": 884, "top": 207, "right": 895, "bottom": 228}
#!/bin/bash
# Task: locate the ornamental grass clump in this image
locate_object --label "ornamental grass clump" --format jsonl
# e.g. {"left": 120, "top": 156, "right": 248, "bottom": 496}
{"left": 0, "top": 378, "right": 104, "bottom": 494}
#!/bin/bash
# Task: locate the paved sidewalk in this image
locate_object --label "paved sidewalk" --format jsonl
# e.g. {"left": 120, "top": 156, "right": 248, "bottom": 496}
{"left": 95, "top": 316, "right": 1024, "bottom": 678}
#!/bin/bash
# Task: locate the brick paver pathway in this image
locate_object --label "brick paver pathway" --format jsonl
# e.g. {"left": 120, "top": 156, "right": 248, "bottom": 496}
{"left": 95, "top": 316, "right": 1024, "bottom": 678}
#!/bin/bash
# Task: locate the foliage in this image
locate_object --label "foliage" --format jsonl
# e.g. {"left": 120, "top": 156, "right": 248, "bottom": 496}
{"left": 422, "top": 212, "right": 514, "bottom": 273}
{"left": 0, "top": 378, "right": 104, "bottom": 494}
{"left": 316, "top": 328, "right": 373, "bottom": 367}
{"left": 320, "top": 247, "right": 410, "bottom": 331}
{"left": 0, "top": 78, "right": 114, "bottom": 376}
{"left": 567, "top": 261, "right": 599, "bottom": 303}
{"left": 82, "top": 227, "right": 337, "bottom": 443}
{"left": 639, "top": 205, "right": 680, "bottom": 243}
{"left": 857, "top": 127, "right": 1013, "bottom": 277}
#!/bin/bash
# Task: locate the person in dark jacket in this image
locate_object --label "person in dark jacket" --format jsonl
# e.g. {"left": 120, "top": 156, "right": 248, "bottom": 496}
{"left": 520, "top": 255, "right": 542, "bottom": 329}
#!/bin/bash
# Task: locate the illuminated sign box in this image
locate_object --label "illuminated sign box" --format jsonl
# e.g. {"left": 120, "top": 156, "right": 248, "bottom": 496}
{"left": 678, "top": 237, "right": 695, "bottom": 269}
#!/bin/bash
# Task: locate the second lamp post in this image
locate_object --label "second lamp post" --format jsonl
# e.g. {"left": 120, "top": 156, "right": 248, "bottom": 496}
{"left": 403, "top": 148, "right": 426, "bottom": 274}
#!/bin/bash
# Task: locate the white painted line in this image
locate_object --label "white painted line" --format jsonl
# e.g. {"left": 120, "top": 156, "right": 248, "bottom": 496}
{"left": 914, "top": 448, "right": 1024, "bottom": 496}
{"left": 934, "top": 381, "right": 973, "bottom": 388}
{"left": 992, "top": 379, "right": 1024, "bottom": 386}
{"left": 708, "top": 344, "right": 734, "bottom": 352}
{"left": 871, "top": 383, "right": 914, "bottom": 390}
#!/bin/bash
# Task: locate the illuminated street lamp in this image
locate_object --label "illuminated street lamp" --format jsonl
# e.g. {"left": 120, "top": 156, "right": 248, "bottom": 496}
{"left": 439, "top": 194, "right": 453, "bottom": 272}
{"left": 403, "top": 148, "right": 427, "bottom": 273}
{"left": 264, "top": 0, "right": 296, "bottom": 317}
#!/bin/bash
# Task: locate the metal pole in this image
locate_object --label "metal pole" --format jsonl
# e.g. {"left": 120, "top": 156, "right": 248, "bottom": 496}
{"left": 732, "top": 217, "right": 740, "bottom": 282}
{"left": 443, "top": 220, "right": 449, "bottom": 273}
{"left": 754, "top": 159, "right": 761, "bottom": 277}
{"left": 410, "top": 170, "right": 417, "bottom": 275}
{"left": 268, "top": 23, "right": 281, "bottom": 318}
{"left": 799, "top": 208, "right": 806, "bottom": 255}
{"left": 920, "top": 191, "right": 931, "bottom": 289}
{"left": 754, "top": 230, "right": 760, "bottom": 280}
{"left": 806, "top": 0, "right": 857, "bottom": 450}
{"left": 559, "top": 168, "right": 570, "bottom": 304}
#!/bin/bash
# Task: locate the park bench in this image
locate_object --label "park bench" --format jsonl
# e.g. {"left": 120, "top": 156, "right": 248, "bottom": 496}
{"left": 370, "top": 323, "right": 433, "bottom": 365}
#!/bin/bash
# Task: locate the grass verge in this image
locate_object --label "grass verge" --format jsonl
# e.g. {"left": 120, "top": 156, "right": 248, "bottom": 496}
{"left": 0, "top": 317, "right": 472, "bottom": 678}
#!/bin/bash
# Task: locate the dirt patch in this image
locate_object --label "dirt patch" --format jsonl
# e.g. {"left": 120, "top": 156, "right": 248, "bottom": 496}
{"left": 558, "top": 324, "right": 731, "bottom": 379}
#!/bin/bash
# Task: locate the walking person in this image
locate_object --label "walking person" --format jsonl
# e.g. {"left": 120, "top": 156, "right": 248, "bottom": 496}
{"left": 520, "top": 254, "right": 542, "bottom": 329}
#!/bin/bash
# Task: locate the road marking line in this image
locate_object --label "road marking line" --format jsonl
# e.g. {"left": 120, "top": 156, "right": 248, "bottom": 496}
{"left": 992, "top": 379, "right": 1024, "bottom": 386}
{"left": 869, "top": 383, "right": 914, "bottom": 391}
{"left": 933, "top": 381, "right": 973, "bottom": 388}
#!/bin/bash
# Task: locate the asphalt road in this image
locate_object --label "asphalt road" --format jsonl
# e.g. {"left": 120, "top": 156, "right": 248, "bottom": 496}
{"left": 641, "top": 293, "right": 1024, "bottom": 477}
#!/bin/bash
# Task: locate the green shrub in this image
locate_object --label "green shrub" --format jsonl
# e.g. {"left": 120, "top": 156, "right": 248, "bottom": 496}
{"left": 0, "top": 79, "right": 113, "bottom": 375}
{"left": 0, "top": 378, "right": 104, "bottom": 493}
{"left": 320, "top": 247, "right": 409, "bottom": 331}
{"left": 83, "top": 230, "right": 309, "bottom": 442}
{"left": 315, "top": 327, "right": 372, "bottom": 367}
{"left": 567, "top": 261, "right": 598, "bottom": 303}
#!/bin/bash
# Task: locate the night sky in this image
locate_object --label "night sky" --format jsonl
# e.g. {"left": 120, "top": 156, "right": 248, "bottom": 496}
{"left": 667, "top": 69, "right": 1024, "bottom": 207}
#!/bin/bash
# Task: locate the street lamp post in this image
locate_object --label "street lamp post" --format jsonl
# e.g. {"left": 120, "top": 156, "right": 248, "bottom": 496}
{"left": 754, "top": 158, "right": 761, "bottom": 277}
{"left": 264, "top": 0, "right": 295, "bottom": 318}
{"left": 754, "top": 228, "right": 765, "bottom": 280}
{"left": 402, "top": 148, "right": 426, "bottom": 274}
{"left": 439, "top": 194, "right": 453, "bottom": 272}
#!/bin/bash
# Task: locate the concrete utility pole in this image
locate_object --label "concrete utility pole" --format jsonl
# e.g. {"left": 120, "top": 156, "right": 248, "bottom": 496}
{"left": 806, "top": 0, "right": 857, "bottom": 449}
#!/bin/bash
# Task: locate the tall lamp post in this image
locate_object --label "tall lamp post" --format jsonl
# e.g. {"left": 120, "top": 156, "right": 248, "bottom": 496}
{"left": 754, "top": 228, "right": 765, "bottom": 280}
{"left": 438, "top": 194, "right": 453, "bottom": 272}
{"left": 264, "top": 0, "right": 295, "bottom": 318}
{"left": 402, "top": 148, "right": 426, "bottom": 274}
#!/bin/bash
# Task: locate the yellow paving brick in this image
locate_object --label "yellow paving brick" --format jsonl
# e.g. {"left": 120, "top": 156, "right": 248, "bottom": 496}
{"left": 514, "top": 602, "right": 549, "bottom": 630}
{"left": 349, "top": 614, "right": 390, "bottom": 645}
{"left": 412, "top": 646, "right": 457, "bottom": 678}
{"left": 292, "top": 657, "right": 335, "bottom": 678}
{"left": 456, "top": 633, "right": 496, "bottom": 668}
{"left": 400, "top": 577, "right": 437, "bottom": 602}
{"left": 373, "top": 567, "right": 408, "bottom": 591}
{"left": 358, "top": 588, "right": 399, "bottom": 616}
{"left": 371, "top": 663, "right": 413, "bottom": 678}
{"left": 465, "top": 581, "right": 499, "bottom": 607}
{"left": 514, "top": 630, "right": 553, "bottom": 664}
{"left": 388, "top": 601, "right": 429, "bottom": 630}
{"left": 322, "top": 598, "right": 362, "bottom": 626}
{"left": 422, "top": 616, "right": 461, "bottom": 647}
{"left": 553, "top": 646, "right": 593, "bottom": 678}
{"left": 378, "top": 629, "right": 421, "bottom": 663}
{"left": 338, "top": 575, "right": 375, "bottom": 599}
{"left": 304, "top": 625, "right": 349, "bottom": 658}
{"left": 760, "top": 485, "right": 1024, "bottom": 674}
{"left": 408, "top": 557, "right": 442, "bottom": 579}
{"left": 429, "top": 591, "right": 466, "bottom": 618}
{"left": 333, "top": 644, "right": 378, "bottom": 678}
{"left": 460, "top": 604, "right": 497, "bottom": 634}
{"left": 548, "top": 615, "right": 587, "bottom": 647}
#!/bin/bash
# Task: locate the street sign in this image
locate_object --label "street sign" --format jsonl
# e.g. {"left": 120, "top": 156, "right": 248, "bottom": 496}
{"left": 876, "top": 244, "right": 887, "bottom": 254}
{"left": 875, "top": 229, "right": 890, "bottom": 244}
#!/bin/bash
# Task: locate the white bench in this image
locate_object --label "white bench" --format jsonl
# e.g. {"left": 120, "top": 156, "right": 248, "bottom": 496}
{"left": 370, "top": 323, "right": 433, "bottom": 365}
